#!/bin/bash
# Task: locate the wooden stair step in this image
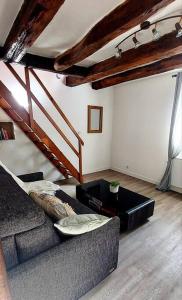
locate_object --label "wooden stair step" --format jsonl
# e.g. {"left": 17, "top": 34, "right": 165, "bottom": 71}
{"left": 43, "top": 149, "right": 52, "bottom": 154}
{"left": 34, "top": 139, "right": 73, "bottom": 179}
{"left": 38, "top": 143, "right": 75, "bottom": 178}
{"left": 59, "top": 166, "right": 70, "bottom": 175}
{"left": 39, "top": 143, "right": 51, "bottom": 151}
{"left": 34, "top": 141, "right": 48, "bottom": 151}
{"left": 55, "top": 162, "right": 68, "bottom": 171}
{"left": 45, "top": 152, "right": 59, "bottom": 161}
{"left": 59, "top": 168, "right": 70, "bottom": 178}
{"left": 50, "top": 156, "right": 59, "bottom": 161}
{"left": 50, "top": 160, "right": 68, "bottom": 176}
{"left": 35, "top": 140, "right": 44, "bottom": 145}
{"left": 67, "top": 171, "right": 72, "bottom": 176}
{"left": 56, "top": 162, "right": 67, "bottom": 168}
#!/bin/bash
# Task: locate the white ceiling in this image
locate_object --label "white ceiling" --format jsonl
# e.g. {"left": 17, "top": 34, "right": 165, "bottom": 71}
{"left": 0, "top": 0, "right": 181, "bottom": 67}
{"left": 0, "top": 0, "right": 23, "bottom": 44}
{"left": 31, "top": 0, "right": 125, "bottom": 59}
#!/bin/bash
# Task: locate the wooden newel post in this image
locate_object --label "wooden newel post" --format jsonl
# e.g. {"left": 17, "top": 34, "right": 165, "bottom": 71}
{"left": 24, "top": 67, "right": 34, "bottom": 129}
{"left": 78, "top": 140, "right": 83, "bottom": 183}
{"left": 0, "top": 241, "right": 11, "bottom": 300}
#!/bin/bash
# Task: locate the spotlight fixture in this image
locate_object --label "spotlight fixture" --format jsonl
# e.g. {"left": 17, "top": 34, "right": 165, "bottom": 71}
{"left": 132, "top": 36, "right": 140, "bottom": 48}
{"left": 152, "top": 28, "right": 160, "bottom": 41}
{"left": 140, "top": 21, "right": 151, "bottom": 30}
{"left": 115, "top": 14, "right": 182, "bottom": 55}
{"left": 175, "top": 22, "right": 182, "bottom": 38}
{"left": 115, "top": 47, "right": 122, "bottom": 59}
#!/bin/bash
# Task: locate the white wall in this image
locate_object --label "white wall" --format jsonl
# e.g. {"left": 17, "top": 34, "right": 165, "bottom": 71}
{"left": 0, "top": 62, "right": 114, "bottom": 180}
{"left": 112, "top": 73, "right": 182, "bottom": 189}
{"left": 0, "top": 60, "right": 181, "bottom": 190}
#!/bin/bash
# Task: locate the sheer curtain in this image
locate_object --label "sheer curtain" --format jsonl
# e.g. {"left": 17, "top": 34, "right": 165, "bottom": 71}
{"left": 157, "top": 72, "right": 182, "bottom": 192}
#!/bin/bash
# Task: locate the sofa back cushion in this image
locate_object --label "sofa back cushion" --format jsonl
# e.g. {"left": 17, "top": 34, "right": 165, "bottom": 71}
{"left": 0, "top": 162, "right": 27, "bottom": 192}
{"left": 0, "top": 169, "right": 45, "bottom": 239}
{"left": 0, "top": 165, "right": 64, "bottom": 268}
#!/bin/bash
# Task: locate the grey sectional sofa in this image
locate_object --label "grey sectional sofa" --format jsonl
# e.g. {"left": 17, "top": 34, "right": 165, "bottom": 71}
{"left": 0, "top": 166, "right": 120, "bottom": 300}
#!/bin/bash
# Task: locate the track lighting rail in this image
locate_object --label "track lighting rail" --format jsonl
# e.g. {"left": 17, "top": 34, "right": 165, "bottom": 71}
{"left": 115, "top": 14, "right": 182, "bottom": 57}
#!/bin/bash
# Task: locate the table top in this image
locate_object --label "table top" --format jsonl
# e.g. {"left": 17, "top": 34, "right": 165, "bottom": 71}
{"left": 80, "top": 179, "right": 152, "bottom": 214}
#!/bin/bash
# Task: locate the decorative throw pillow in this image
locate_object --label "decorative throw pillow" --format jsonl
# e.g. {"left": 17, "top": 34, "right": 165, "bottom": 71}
{"left": 30, "top": 192, "right": 76, "bottom": 220}
{"left": 54, "top": 214, "right": 111, "bottom": 236}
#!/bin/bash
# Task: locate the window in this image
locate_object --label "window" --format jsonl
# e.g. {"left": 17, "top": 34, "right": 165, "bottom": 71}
{"left": 175, "top": 86, "right": 182, "bottom": 159}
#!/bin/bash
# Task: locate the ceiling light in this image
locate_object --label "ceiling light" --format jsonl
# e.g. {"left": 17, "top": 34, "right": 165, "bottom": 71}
{"left": 152, "top": 28, "right": 160, "bottom": 41}
{"left": 175, "top": 22, "right": 182, "bottom": 38}
{"left": 115, "top": 47, "right": 122, "bottom": 59}
{"left": 132, "top": 36, "right": 140, "bottom": 48}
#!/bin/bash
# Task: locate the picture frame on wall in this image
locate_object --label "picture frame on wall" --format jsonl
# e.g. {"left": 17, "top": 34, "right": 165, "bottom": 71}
{"left": 87, "top": 105, "right": 103, "bottom": 133}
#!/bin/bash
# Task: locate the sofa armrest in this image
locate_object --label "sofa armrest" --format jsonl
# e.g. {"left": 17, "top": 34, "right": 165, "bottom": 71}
{"left": 18, "top": 172, "right": 44, "bottom": 182}
{"left": 8, "top": 217, "right": 120, "bottom": 300}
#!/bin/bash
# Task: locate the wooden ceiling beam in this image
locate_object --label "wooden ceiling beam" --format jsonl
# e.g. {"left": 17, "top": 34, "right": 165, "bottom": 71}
{"left": 20, "top": 53, "right": 88, "bottom": 77}
{"left": 66, "top": 31, "right": 182, "bottom": 87}
{"left": 54, "top": 0, "right": 174, "bottom": 71}
{"left": 4, "top": 0, "right": 65, "bottom": 62}
{"left": 92, "top": 54, "right": 182, "bottom": 89}
{"left": 0, "top": 47, "right": 87, "bottom": 77}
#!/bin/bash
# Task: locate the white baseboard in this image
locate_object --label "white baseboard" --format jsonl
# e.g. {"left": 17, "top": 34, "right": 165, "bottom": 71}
{"left": 111, "top": 166, "right": 156, "bottom": 184}
{"left": 171, "top": 185, "right": 182, "bottom": 194}
{"left": 111, "top": 166, "right": 182, "bottom": 194}
{"left": 83, "top": 166, "right": 111, "bottom": 175}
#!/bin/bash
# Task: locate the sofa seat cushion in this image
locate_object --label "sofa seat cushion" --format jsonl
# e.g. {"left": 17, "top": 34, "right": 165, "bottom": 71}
{"left": 0, "top": 175, "right": 45, "bottom": 238}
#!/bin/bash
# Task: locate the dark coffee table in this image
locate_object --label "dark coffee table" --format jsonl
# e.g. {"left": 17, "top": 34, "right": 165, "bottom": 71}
{"left": 76, "top": 179, "right": 155, "bottom": 231}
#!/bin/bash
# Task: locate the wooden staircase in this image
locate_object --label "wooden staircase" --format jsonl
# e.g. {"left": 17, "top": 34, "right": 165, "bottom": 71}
{"left": 0, "top": 64, "right": 84, "bottom": 183}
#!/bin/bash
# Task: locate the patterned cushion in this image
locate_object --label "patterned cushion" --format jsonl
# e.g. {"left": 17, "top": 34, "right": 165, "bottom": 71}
{"left": 56, "top": 190, "right": 94, "bottom": 215}
{"left": 30, "top": 192, "right": 76, "bottom": 220}
{"left": 54, "top": 214, "right": 110, "bottom": 236}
